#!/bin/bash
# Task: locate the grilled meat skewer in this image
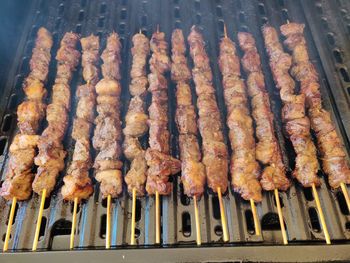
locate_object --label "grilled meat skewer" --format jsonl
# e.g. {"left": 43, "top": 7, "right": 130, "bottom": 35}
{"left": 32, "top": 32, "right": 80, "bottom": 197}
{"left": 123, "top": 32, "right": 150, "bottom": 196}
{"left": 171, "top": 29, "right": 206, "bottom": 198}
{"left": 92, "top": 33, "right": 123, "bottom": 198}
{"left": 188, "top": 26, "right": 229, "bottom": 193}
{"left": 280, "top": 23, "right": 350, "bottom": 188}
{"left": 237, "top": 32, "right": 290, "bottom": 191}
{"left": 0, "top": 28, "right": 53, "bottom": 201}
{"left": 262, "top": 26, "right": 320, "bottom": 187}
{"left": 145, "top": 30, "right": 181, "bottom": 196}
{"left": 218, "top": 34, "right": 262, "bottom": 201}
{"left": 61, "top": 35, "right": 100, "bottom": 201}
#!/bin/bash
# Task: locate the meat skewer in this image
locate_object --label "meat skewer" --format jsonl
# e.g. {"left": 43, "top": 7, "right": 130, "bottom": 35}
{"left": 122, "top": 30, "right": 150, "bottom": 245}
{"left": 60, "top": 34, "right": 100, "bottom": 249}
{"left": 92, "top": 33, "right": 123, "bottom": 248}
{"left": 171, "top": 28, "right": 205, "bottom": 245}
{"left": 280, "top": 21, "right": 350, "bottom": 244}
{"left": 218, "top": 26, "right": 263, "bottom": 237}
{"left": 0, "top": 27, "right": 53, "bottom": 252}
{"left": 237, "top": 30, "right": 293, "bottom": 240}
{"left": 187, "top": 26, "right": 229, "bottom": 242}
{"left": 32, "top": 32, "right": 80, "bottom": 251}
{"left": 145, "top": 26, "right": 181, "bottom": 244}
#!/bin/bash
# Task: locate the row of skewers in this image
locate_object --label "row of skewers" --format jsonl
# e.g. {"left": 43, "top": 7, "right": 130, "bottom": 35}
{"left": 1, "top": 21, "right": 350, "bottom": 251}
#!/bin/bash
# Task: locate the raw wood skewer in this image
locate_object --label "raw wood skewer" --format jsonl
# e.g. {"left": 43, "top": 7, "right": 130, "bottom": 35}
{"left": 32, "top": 188, "right": 46, "bottom": 251}
{"left": 188, "top": 26, "right": 230, "bottom": 242}
{"left": 106, "top": 194, "right": 112, "bottom": 249}
{"left": 145, "top": 25, "right": 181, "bottom": 244}
{"left": 70, "top": 197, "right": 79, "bottom": 249}
{"left": 274, "top": 189, "right": 287, "bottom": 244}
{"left": 193, "top": 196, "right": 201, "bottom": 245}
{"left": 312, "top": 183, "right": 331, "bottom": 244}
{"left": 217, "top": 187, "right": 229, "bottom": 241}
{"left": 130, "top": 188, "right": 137, "bottom": 245}
{"left": 222, "top": 24, "right": 261, "bottom": 236}
{"left": 3, "top": 197, "right": 17, "bottom": 252}
{"left": 340, "top": 183, "right": 350, "bottom": 213}
{"left": 171, "top": 28, "right": 205, "bottom": 246}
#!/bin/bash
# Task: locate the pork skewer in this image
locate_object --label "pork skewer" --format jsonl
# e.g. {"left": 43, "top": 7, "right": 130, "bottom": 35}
{"left": 60, "top": 34, "right": 100, "bottom": 249}
{"left": 171, "top": 28, "right": 206, "bottom": 245}
{"left": 187, "top": 26, "right": 229, "bottom": 242}
{"left": 0, "top": 27, "right": 53, "bottom": 252}
{"left": 92, "top": 33, "right": 123, "bottom": 248}
{"left": 218, "top": 26, "right": 263, "bottom": 237}
{"left": 32, "top": 32, "right": 80, "bottom": 251}
{"left": 280, "top": 22, "right": 350, "bottom": 244}
{"left": 145, "top": 27, "right": 181, "bottom": 244}
{"left": 122, "top": 31, "right": 150, "bottom": 245}
{"left": 237, "top": 31, "right": 293, "bottom": 240}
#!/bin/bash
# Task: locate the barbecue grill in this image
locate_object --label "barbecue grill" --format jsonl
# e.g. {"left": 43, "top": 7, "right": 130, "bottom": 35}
{"left": 0, "top": 0, "right": 350, "bottom": 262}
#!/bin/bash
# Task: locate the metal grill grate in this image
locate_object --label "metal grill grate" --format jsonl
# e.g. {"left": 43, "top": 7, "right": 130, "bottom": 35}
{"left": 0, "top": 0, "right": 350, "bottom": 261}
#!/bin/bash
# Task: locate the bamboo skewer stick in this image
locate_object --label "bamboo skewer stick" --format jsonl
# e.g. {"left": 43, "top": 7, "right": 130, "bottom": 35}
{"left": 274, "top": 189, "right": 287, "bottom": 244}
{"left": 311, "top": 183, "right": 331, "bottom": 244}
{"left": 250, "top": 199, "right": 261, "bottom": 236}
{"left": 224, "top": 23, "right": 262, "bottom": 240}
{"left": 32, "top": 189, "right": 47, "bottom": 251}
{"left": 340, "top": 182, "right": 350, "bottom": 213}
{"left": 3, "top": 197, "right": 17, "bottom": 252}
{"left": 155, "top": 191, "right": 160, "bottom": 244}
{"left": 217, "top": 187, "right": 229, "bottom": 242}
{"left": 193, "top": 196, "right": 201, "bottom": 246}
{"left": 70, "top": 197, "right": 78, "bottom": 249}
{"left": 130, "top": 188, "right": 137, "bottom": 245}
{"left": 106, "top": 194, "right": 112, "bottom": 249}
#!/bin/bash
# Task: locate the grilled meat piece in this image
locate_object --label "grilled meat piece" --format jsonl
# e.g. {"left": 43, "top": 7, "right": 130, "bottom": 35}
{"left": 171, "top": 29, "right": 206, "bottom": 197}
{"left": 32, "top": 32, "right": 80, "bottom": 196}
{"left": 61, "top": 35, "right": 99, "bottom": 201}
{"left": 145, "top": 29, "right": 181, "bottom": 195}
{"left": 219, "top": 37, "right": 262, "bottom": 201}
{"left": 0, "top": 28, "right": 53, "bottom": 201}
{"left": 263, "top": 26, "right": 320, "bottom": 188}
{"left": 93, "top": 33, "right": 123, "bottom": 198}
{"left": 280, "top": 22, "right": 350, "bottom": 188}
{"left": 238, "top": 32, "right": 290, "bottom": 192}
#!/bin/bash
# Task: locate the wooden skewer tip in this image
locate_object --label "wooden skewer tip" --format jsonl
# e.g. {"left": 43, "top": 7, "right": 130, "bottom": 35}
{"left": 311, "top": 183, "right": 331, "bottom": 245}
{"left": 193, "top": 196, "right": 201, "bottom": 246}
{"left": 130, "top": 188, "right": 137, "bottom": 245}
{"left": 32, "top": 189, "right": 47, "bottom": 251}
{"left": 340, "top": 182, "right": 350, "bottom": 213}
{"left": 274, "top": 189, "right": 288, "bottom": 245}
{"left": 3, "top": 197, "right": 17, "bottom": 252}
{"left": 250, "top": 198, "right": 261, "bottom": 236}
{"left": 155, "top": 191, "right": 160, "bottom": 244}
{"left": 106, "top": 194, "right": 112, "bottom": 249}
{"left": 70, "top": 197, "right": 79, "bottom": 250}
{"left": 217, "top": 187, "right": 229, "bottom": 242}
{"left": 223, "top": 23, "right": 228, "bottom": 38}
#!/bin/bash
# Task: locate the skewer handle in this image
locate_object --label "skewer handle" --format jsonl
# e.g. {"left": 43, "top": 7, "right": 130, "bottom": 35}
{"left": 250, "top": 199, "right": 261, "bottom": 236}
{"left": 274, "top": 189, "right": 288, "bottom": 245}
{"left": 130, "top": 188, "right": 137, "bottom": 245}
{"left": 3, "top": 197, "right": 17, "bottom": 252}
{"left": 312, "top": 184, "right": 331, "bottom": 244}
{"left": 217, "top": 187, "right": 229, "bottom": 242}
{"left": 70, "top": 197, "right": 79, "bottom": 249}
{"left": 155, "top": 191, "right": 160, "bottom": 244}
{"left": 193, "top": 196, "right": 201, "bottom": 246}
{"left": 32, "top": 189, "right": 47, "bottom": 251}
{"left": 106, "top": 194, "right": 112, "bottom": 249}
{"left": 340, "top": 182, "right": 350, "bottom": 214}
